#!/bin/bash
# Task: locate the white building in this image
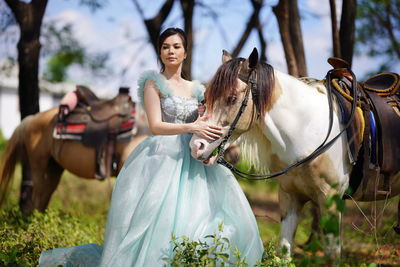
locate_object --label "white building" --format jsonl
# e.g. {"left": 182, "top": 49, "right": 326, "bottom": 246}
{"left": 0, "top": 69, "right": 75, "bottom": 139}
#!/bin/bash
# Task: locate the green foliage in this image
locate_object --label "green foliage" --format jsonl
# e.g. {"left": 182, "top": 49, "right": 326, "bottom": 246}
{"left": 42, "top": 23, "right": 110, "bottom": 82}
{"left": 256, "top": 242, "right": 295, "bottom": 267}
{"left": 0, "top": 166, "right": 398, "bottom": 266}
{"left": 0, "top": 129, "right": 7, "bottom": 153}
{"left": 356, "top": 0, "right": 400, "bottom": 72}
{"left": 320, "top": 186, "right": 345, "bottom": 237}
{"left": 45, "top": 50, "right": 84, "bottom": 82}
{"left": 0, "top": 207, "right": 103, "bottom": 266}
{"left": 164, "top": 223, "right": 249, "bottom": 266}
{"left": 165, "top": 223, "right": 296, "bottom": 267}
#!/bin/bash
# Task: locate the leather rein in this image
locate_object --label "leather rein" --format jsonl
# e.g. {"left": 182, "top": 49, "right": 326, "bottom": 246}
{"left": 216, "top": 67, "right": 358, "bottom": 180}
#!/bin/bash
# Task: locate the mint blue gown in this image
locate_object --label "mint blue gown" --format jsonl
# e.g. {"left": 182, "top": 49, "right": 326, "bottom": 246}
{"left": 39, "top": 71, "right": 263, "bottom": 267}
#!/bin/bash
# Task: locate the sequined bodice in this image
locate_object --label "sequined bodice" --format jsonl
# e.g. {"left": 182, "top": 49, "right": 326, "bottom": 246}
{"left": 160, "top": 96, "right": 198, "bottom": 124}
{"left": 137, "top": 70, "right": 205, "bottom": 124}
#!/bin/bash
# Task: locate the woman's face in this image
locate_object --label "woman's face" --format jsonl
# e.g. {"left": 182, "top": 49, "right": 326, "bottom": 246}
{"left": 160, "top": 34, "right": 186, "bottom": 69}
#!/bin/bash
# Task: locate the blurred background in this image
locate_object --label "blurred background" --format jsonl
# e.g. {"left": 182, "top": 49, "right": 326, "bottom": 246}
{"left": 0, "top": 1, "right": 399, "bottom": 266}
{"left": 1, "top": 0, "right": 399, "bottom": 138}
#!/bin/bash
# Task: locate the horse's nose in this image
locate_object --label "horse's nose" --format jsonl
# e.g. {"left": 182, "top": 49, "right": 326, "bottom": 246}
{"left": 191, "top": 139, "right": 207, "bottom": 159}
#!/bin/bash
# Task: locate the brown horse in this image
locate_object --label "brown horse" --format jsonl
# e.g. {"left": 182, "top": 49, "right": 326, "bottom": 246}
{"left": 0, "top": 103, "right": 242, "bottom": 215}
{"left": 0, "top": 107, "right": 150, "bottom": 214}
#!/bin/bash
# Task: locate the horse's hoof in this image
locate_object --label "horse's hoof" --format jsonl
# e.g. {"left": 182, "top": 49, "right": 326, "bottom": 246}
{"left": 394, "top": 226, "right": 400, "bottom": 235}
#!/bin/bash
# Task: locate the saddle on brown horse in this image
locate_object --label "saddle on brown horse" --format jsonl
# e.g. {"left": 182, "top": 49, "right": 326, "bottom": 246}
{"left": 327, "top": 57, "right": 400, "bottom": 200}
{"left": 54, "top": 86, "right": 136, "bottom": 179}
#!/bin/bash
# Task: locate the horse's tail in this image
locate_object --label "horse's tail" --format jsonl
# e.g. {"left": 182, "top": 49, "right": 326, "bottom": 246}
{"left": 0, "top": 118, "right": 29, "bottom": 206}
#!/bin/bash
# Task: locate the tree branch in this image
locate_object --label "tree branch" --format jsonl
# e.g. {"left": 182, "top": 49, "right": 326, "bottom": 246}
{"left": 132, "top": 0, "right": 175, "bottom": 53}
{"left": 231, "top": 0, "right": 262, "bottom": 58}
{"left": 384, "top": 2, "right": 400, "bottom": 58}
{"left": 329, "top": 0, "right": 341, "bottom": 58}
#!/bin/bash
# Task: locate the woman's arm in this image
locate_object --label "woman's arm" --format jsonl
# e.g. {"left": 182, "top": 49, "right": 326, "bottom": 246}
{"left": 143, "top": 80, "right": 222, "bottom": 140}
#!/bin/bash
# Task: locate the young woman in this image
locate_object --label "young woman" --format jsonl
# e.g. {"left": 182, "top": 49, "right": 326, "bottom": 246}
{"left": 39, "top": 28, "right": 263, "bottom": 266}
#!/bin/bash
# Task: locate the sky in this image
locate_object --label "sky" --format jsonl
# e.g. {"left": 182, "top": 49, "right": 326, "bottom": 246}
{"left": 2, "top": 0, "right": 400, "bottom": 100}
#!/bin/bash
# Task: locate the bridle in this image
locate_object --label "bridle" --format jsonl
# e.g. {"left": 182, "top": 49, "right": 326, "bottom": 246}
{"left": 213, "top": 67, "right": 258, "bottom": 162}
{"left": 215, "top": 67, "right": 358, "bottom": 180}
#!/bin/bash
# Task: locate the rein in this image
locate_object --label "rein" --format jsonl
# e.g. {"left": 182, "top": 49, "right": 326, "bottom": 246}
{"left": 217, "top": 68, "right": 358, "bottom": 180}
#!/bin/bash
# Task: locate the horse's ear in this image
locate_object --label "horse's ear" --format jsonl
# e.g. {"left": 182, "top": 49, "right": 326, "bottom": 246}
{"left": 222, "top": 50, "right": 232, "bottom": 63}
{"left": 248, "top": 48, "right": 258, "bottom": 69}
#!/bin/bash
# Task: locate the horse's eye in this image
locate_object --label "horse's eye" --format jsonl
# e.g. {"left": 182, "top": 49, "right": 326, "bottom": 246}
{"left": 221, "top": 120, "right": 230, "bottom": 127}
{"left": 227, "top": 96, "right": 237, "bottom": 105}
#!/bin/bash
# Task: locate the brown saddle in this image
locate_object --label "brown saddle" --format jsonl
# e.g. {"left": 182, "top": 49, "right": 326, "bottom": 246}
{"left": 75, "top": 85, "right": 100, "bottom": 106}
{"left": 363, "top": 72, "right": 400, "bottom": 96}
{"left": 66, "top": 87, "right": 134, "bottom": 129}
{"left": 56, "top": 86, "right": 136, "bottom": 179}
{"left": 327, "top": 57, "right": 400, "bottom": 199}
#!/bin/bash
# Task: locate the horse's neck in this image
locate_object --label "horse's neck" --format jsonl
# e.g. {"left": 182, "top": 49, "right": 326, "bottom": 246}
{"left": 259, "top": 70, "right": 342, "bottom": 163}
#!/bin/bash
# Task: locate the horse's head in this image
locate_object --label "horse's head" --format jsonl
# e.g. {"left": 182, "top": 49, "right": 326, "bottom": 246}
{"left": 190, "top": 48, "right": 275, "bottom": 165}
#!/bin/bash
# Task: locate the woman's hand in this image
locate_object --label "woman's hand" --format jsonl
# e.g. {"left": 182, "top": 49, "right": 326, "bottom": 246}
{"left": 191, "top": 116, "right": 223, "bottom": 141}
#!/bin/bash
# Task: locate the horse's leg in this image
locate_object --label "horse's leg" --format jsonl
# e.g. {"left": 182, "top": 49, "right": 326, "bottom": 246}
{"left": 302, "top": 203, "right": 321, "bottom": 246}
{"left": 318, "top": 195, "right": 342, "bottom": 266}
{"left": 279, "top": 188, "right": 304, "bottom": 257}
{"left": 36, "top": 157, "right": 64, "bottom": 212}
{"left": 394, "top": 199, "right": 400, "bottom": 234}
{"left": 19, "top": 151, "right": 34, "bottom": 215}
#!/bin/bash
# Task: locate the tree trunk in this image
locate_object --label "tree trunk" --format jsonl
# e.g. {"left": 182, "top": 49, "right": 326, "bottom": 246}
{"left": 5, "top": 0, "right": 48, "bottom": 120}
{"left": 4, "top": 0, "right": 48, "bottom": 214}
{"left": 273, "top": 0, "right": 298, "bottom": 76}
{"left": 339, "top": 0, "right": 357, "bottom": 67}
{"left": 288, "top": 0, "right": 307, "bottom": 76}
{"left": 257, "top": 24, "right": 267, "bottom": 62}
{"left": 329, "top": 0, "right": 341, "bottom": 58}
{"left": 133, "top": 0, "right": 175, "bottom": 54}
{"left": 180, "top": 0, "right": 195, "bottom": 79}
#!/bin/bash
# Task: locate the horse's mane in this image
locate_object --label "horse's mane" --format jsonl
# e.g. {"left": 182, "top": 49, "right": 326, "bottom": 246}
{"left": 238, "top": 124, "right": 271, "bottom": 174}
{"left": 205, "top": 58, "right": 275, "bottom": 118}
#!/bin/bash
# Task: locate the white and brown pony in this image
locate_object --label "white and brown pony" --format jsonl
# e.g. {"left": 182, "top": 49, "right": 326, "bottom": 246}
{"left": 189, "top": 48, "right": 400, "bottom": 261}
{"left": 0, "top": 106, "right": 150, "bottom": 214}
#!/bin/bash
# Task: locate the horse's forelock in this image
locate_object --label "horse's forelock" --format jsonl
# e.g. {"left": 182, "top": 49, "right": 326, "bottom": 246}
{"left": 255, "top": 62, "right": 275, "bottom": 118}
{"left": 205, "top": 58, "right": 275, "bottom": 118}
{"left": 205, "top": 58, "right": 244, "bottom": 110}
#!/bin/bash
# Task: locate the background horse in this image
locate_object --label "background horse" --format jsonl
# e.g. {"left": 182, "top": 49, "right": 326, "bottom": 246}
{"left": 0, "top": 102, "right": 241, "bottom": 216}
{"left": 189, "top": 49, "right": 400, "bottom": 262}
{"left": 0, "top": 106, "right": 150, "bottom": 214}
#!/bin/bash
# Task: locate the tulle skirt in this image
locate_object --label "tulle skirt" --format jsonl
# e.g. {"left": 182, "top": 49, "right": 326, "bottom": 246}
{"left": 39, "top": 134, "right": 263, "bottom": 266}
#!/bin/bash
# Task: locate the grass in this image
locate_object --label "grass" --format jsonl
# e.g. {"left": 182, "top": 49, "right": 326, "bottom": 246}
{"left": 0, "top": 142, "right": 399, "bottom": 266}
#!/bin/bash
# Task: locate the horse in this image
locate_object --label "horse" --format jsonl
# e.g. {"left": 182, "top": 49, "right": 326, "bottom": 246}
{"left": 189, "top": 48, "right": 400, "bottom": 262}
{"left": 0, "top": 106, "right": 150, "bottom": 215}
{"left": 0, "top": 99, "right": 242, "bottom": 216}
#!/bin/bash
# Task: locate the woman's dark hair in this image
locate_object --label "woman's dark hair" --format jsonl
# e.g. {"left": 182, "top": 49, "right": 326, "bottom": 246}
{"left": 157, "top": 27, "right": 188, "bottom": 74}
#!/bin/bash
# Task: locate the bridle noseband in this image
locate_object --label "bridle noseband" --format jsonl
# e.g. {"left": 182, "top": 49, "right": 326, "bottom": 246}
{"left": 216, "top": 67, "right": 358, "bottom": 180}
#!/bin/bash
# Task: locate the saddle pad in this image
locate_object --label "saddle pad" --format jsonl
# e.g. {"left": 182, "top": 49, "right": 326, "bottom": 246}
{"left": 363, "top": 72, "right": 400, "bottom": 96}
{"left": 53, "top": 120, "right": 136, "bottom": 141}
